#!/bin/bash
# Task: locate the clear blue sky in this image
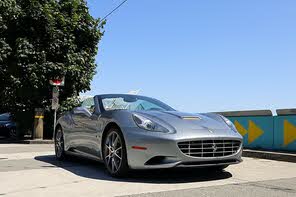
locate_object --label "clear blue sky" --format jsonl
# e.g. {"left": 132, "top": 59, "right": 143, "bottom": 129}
{"left": 85, "top": 0, "right": 296, "bottom": 113}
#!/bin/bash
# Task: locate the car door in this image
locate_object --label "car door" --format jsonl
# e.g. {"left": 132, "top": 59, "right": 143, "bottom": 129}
{"left": 71, "top": 106, "right": 92, "bottom": 152}
{"left": 75, "top": 97, "right": 102, "bottom": 157}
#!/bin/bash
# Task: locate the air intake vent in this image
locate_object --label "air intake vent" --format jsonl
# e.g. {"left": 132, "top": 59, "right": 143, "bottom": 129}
{"left": 181, "top": 116, "right": 201, "bottom": 120}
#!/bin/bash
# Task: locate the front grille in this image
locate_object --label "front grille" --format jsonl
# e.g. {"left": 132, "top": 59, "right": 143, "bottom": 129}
{"left": 178, "top": 140, "right": 241, "bottom": 158}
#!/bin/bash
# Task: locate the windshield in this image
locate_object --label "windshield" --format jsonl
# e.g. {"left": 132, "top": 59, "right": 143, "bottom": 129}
{"left": 100, "top": 95, "right": 175, "bottom": 112}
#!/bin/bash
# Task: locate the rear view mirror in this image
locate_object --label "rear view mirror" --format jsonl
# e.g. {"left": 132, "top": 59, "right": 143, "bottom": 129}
{"left": 123, "top": 96, "right": 137, "bottom": 103}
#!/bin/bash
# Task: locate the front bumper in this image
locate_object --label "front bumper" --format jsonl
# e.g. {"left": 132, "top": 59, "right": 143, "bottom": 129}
{"left": 123, "top": 127, "right": 243, "bottom": 169}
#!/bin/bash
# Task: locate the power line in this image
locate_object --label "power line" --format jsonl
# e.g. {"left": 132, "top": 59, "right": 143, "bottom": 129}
{"left": 99, "top": 0, "right": 128, "bottom": 26}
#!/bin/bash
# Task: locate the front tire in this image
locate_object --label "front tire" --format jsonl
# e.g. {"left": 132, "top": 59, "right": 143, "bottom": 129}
{"left": 102, "top": 128, "right": 129, "bottom": 177}
{"left": 55, "top": 127, "right": 66, "bottom": 161}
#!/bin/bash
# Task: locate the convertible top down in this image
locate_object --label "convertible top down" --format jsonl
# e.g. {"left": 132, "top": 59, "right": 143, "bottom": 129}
{"left": 55, "top": 94, "right": 243, "bottom": 177}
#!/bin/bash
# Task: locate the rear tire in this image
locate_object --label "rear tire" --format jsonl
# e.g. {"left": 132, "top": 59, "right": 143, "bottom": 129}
{"left": 102, "top": 128, "right": 129, "bottom": 177}
{"left": 55, "top": 127, "right": 66, "bottom": 161}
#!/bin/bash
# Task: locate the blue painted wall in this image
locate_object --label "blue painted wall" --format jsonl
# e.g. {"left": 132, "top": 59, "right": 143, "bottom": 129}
{"left": 228, "top": 116, "right": 274, "bottom": 150}
{"left": 274, "top": 116, "right": 296, "bottom": 151}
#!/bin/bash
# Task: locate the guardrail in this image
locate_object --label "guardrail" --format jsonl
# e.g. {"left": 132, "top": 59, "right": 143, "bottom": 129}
{"left": 216, "top": 109, "right": 296, "bottom": 152}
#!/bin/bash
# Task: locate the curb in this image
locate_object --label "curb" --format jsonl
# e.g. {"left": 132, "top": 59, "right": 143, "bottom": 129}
{"left": 0, "top": 139, "right": 54, "bottom": 144}
{"left": 22, "top": 140, "right": 54, "bottom": 144}
{"left": 243, "top": 149, "right": 296, "bottom": 163}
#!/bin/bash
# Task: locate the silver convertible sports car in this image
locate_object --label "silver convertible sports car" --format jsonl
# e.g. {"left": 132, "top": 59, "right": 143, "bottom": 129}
{"left": 55, "top": 94, "right": 243, "bottom": 177}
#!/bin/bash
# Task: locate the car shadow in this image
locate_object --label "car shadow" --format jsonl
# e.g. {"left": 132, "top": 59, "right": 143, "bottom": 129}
{"left": 34, "top": 154, "right": 232, "bottom": 184}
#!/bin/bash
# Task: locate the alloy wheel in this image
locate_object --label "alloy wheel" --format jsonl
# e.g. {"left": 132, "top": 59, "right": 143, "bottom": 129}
{"left": 55, "top": 128, "right": 64, "bottom": 158}
{"left": 104, "top": 131, "right": 123, "bottom": 174}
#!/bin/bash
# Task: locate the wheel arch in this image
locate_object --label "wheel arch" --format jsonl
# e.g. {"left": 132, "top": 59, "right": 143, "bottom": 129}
{"left": 101, "top": 122, "right": 122, "bottom": 144}
{"left": 100, "top": 122, "right": 126, "bottom": 157}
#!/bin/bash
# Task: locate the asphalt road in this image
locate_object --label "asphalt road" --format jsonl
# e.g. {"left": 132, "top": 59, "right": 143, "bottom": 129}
{"left": 0, "top": 144, "right": 296, "bottom": 197}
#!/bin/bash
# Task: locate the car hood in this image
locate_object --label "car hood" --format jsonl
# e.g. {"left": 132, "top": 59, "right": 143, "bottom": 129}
{"left": 136, "top": 111, "right": 230, "bottom": 132}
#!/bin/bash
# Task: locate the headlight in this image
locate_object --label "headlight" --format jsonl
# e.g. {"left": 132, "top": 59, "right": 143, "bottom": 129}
{"left": 219, "top": 115, "right": 237, "bottom": 132}
{"left": 132, "top": 113, "right": 169, "bottom": 133}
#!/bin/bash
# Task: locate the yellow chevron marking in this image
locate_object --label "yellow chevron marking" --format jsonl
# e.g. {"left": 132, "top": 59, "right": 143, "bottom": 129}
{"left": 248, "top": 120, "right": 264, "bottom": 144}
{"left": 283, "top": 120, "right": 296, "bottom": 146}
{"left": 234, "top": 120, "right": 248, "bottom": 136}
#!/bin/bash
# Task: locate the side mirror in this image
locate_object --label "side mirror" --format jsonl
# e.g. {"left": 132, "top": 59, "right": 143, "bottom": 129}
{"left": 73, "top": 107, "right": 92, "bottom": 117}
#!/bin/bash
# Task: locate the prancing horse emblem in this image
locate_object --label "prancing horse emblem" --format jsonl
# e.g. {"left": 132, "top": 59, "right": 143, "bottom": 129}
{"left": 212, "top": 142, "right": 218, "bottom": 152}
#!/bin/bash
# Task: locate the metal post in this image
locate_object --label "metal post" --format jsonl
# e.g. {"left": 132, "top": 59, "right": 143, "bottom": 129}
{"left": 53, "top": 108, "right": 57, "bottom": 139}
{"left": 52, "top": 86, "right": 59, "bottom": 140}
{"left": 49, "top": 77, "right": 64, "bottom": 139}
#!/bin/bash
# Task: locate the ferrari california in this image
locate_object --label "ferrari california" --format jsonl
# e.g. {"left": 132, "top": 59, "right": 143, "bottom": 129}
{"left": 55, "top": 94, "right": 243, "bottom": 177}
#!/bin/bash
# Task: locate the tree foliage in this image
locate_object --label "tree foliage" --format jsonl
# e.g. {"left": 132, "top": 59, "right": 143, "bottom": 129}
{"left": 0, "top": 0, "right": 104, "bottom": 136}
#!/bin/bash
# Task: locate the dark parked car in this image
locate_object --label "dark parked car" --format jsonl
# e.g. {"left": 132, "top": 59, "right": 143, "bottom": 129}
{"left": 0, "top": 113, "right": 16, "bottom": 138}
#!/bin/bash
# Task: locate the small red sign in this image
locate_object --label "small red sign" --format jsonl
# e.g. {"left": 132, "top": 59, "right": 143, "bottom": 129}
{"left": 49, "top": 77, "right": 65, "bottom": 86}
